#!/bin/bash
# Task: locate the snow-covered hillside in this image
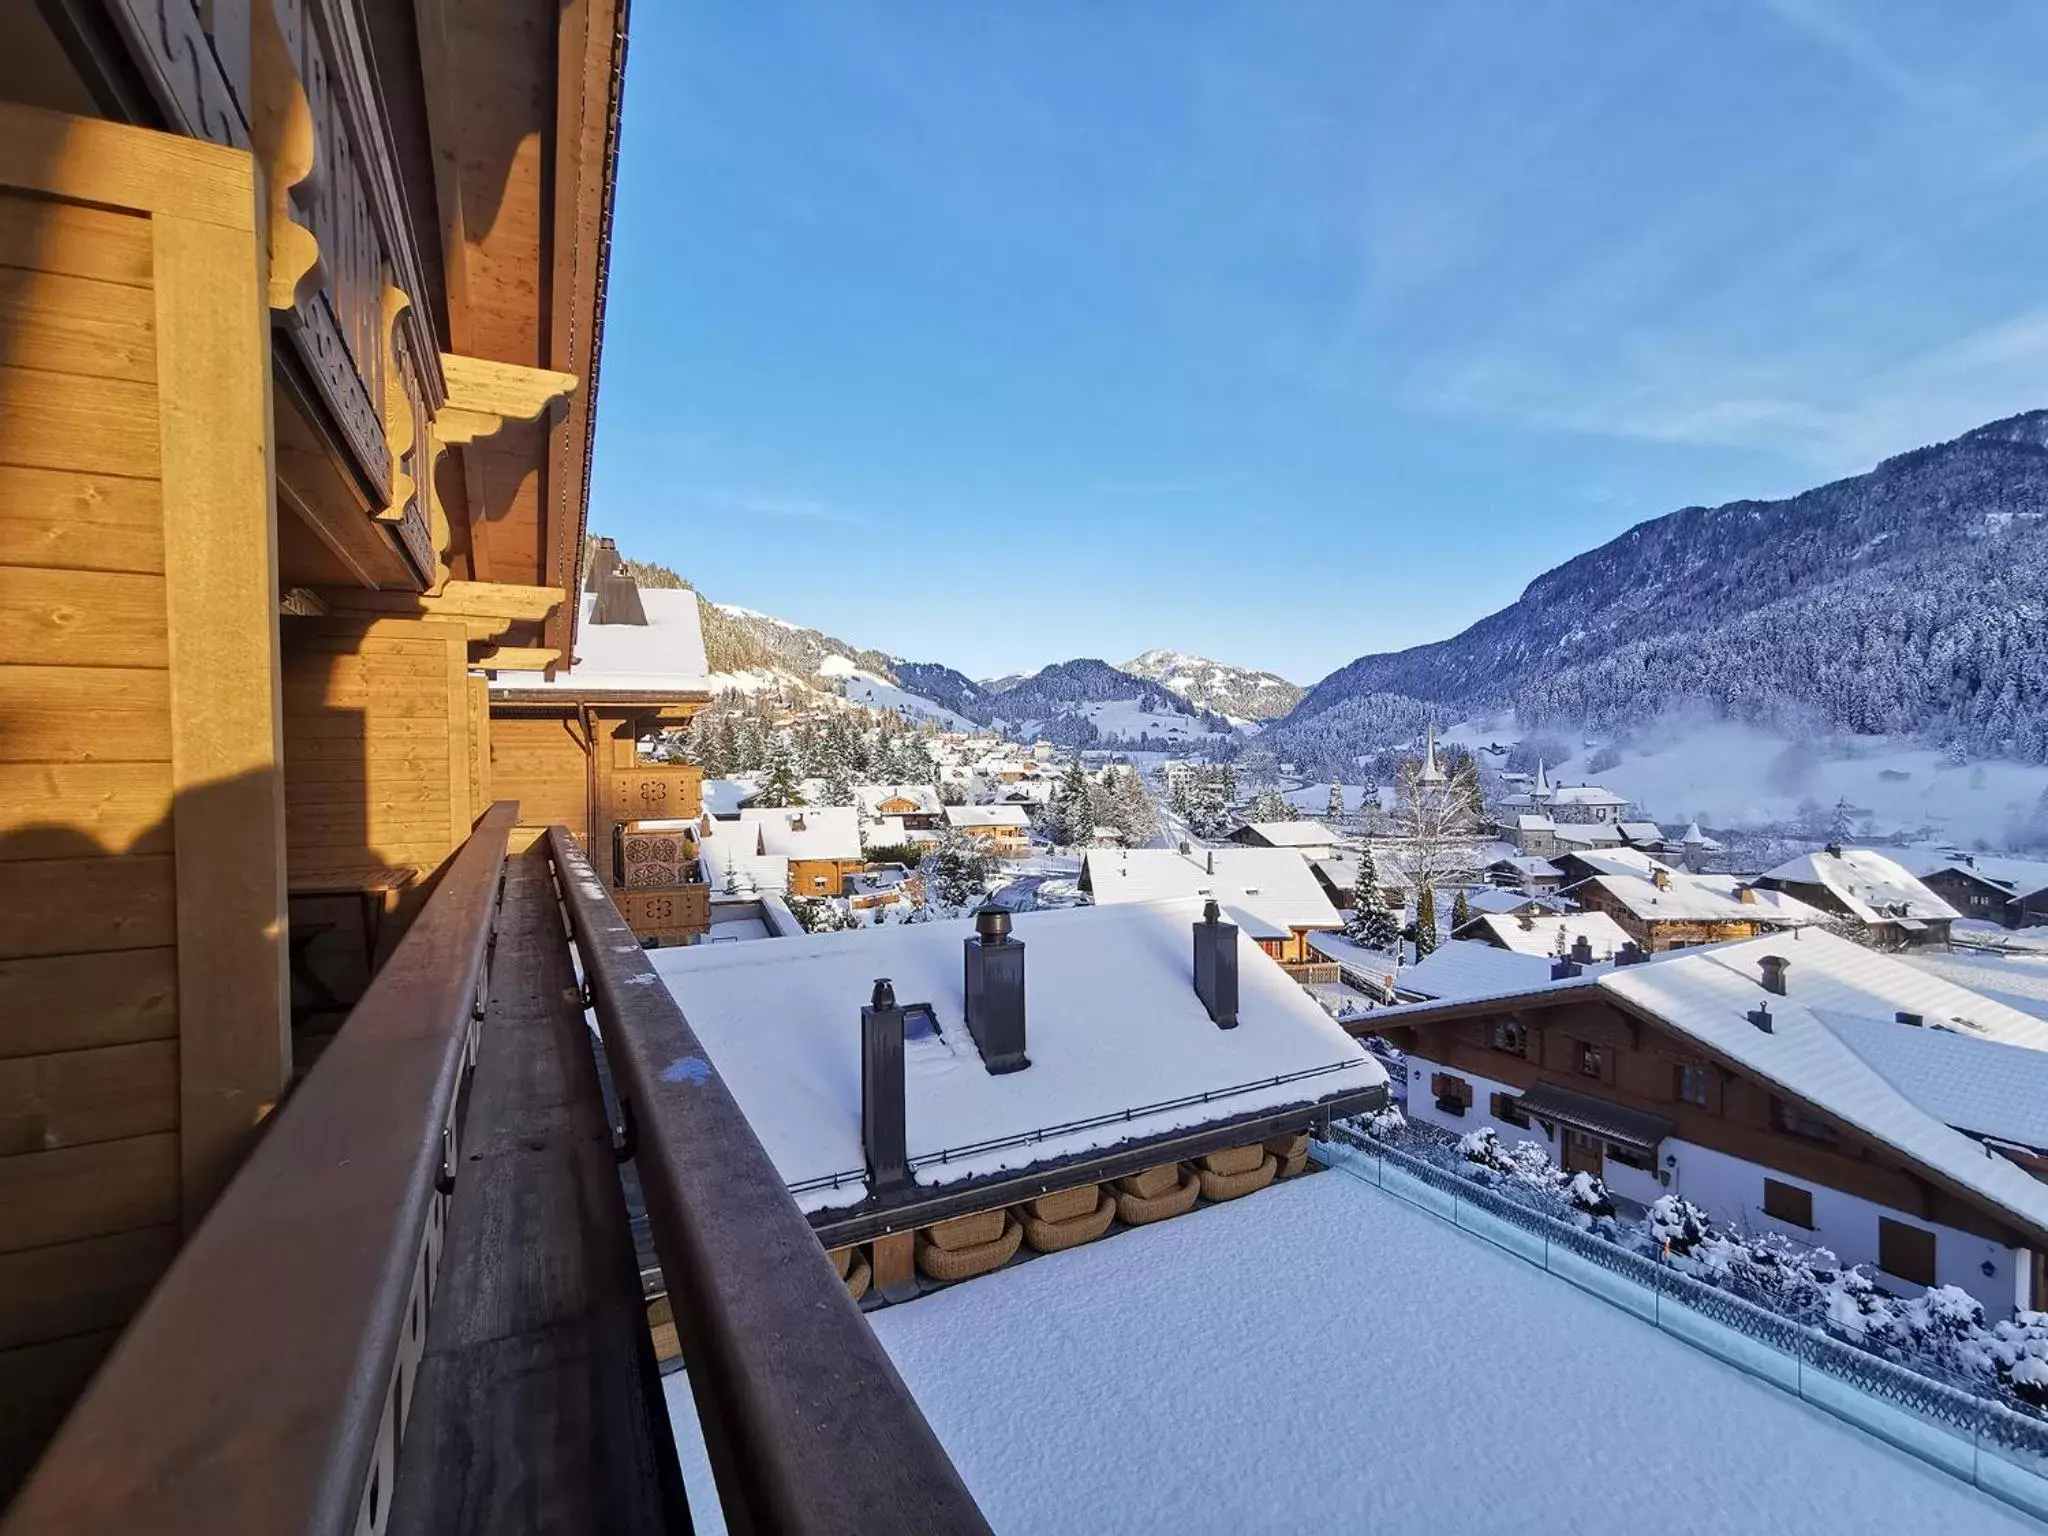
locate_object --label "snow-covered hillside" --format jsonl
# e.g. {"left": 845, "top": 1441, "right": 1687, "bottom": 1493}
{"left": 1121, "top": 649, "right": 1303, "bottom": 722}
{"left": 817, "top": 655, "right": 981, "bottom": 730}
{"left": 1441, "top": 712, "right": 2048, "bottom": 846}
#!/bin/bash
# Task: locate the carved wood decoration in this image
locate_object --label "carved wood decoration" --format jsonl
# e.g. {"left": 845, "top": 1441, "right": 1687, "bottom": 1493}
{"left": 436, "top": 354, "right": 580, "bottom": 445}
{"left": 249, "top": 0, "right": 319, "bottom": 311}
{"left": 376, "top": 284, "right": 417, "bottom": 523}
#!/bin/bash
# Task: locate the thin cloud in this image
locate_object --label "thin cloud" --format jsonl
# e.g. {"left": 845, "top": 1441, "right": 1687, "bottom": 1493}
{"left": 1757, "top": 0, "right": 1935, "bottom": 104}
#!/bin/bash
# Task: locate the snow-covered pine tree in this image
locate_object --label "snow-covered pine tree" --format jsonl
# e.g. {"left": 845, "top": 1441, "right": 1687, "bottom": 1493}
{"left": 1450, "top": 888, "right": 1471, "bottom": 932}
{"left": 1414, "top": 887, "right": 1439, "bottom": 959}
{"left": 1327, "top": 783, "right": 1344, "bottom": 826}
{"left": 752, "top": 738, "right": 805, "bottom": 808}
{"left": 1248, "top": 787, "right": 1292, "bottom": 823}
{"left": 1107, "top": 766, "right": 1159, "bottom": 845}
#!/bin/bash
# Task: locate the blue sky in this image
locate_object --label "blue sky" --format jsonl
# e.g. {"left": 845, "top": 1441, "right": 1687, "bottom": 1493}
{"left": 589, "top": 1, "right": 2048, "bottom": 684}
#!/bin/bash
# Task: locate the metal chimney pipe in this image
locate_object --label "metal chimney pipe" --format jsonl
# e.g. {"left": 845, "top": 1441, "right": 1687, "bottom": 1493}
{"left": 963, "top": 906, "right": 1029, "bottom": 1074}
{"left": 1193, "top": 898, "right": 1240, "bottom": 1028}
{"left": 861, "top": 979, "right": 910, "bottom": 1193}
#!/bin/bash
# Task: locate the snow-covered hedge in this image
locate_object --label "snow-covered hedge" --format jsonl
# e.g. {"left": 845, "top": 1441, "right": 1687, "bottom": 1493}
{"left": 1349, "top": 1113, "right": 2048, "bottom": 1417}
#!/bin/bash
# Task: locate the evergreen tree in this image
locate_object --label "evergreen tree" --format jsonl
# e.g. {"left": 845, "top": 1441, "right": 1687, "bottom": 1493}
{"left": 1248, "top": 787, "right": 1294, "bottom": 823}
{"left": 1450, "top": 888, "right": 1472, "bottom": 933}
{"left": 736, "top": 717, "right": 769, "bottom": 773}
{"left": 1327, "top": 783, "right": 1345, "bottom": 826}
{"left": 752, "top": 738, "right": 804, "bottom": 808}
{"left": 1414, "top": 887, "right": 1440, "bottom": 960}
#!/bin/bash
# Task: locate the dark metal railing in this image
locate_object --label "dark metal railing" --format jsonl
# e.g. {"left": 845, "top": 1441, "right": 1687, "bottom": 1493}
{"left": 546, "top": 826, "right": 992, "bottom": 1536}
{"left": 4, "top": 802, "right": 517, "bottom": 1536}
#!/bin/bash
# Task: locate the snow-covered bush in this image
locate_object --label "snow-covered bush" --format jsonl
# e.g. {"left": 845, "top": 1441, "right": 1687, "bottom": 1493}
{"left": 1646, "top": 1194, "right": 1712, "bottom": 1256}
{"left": 1456, "top": 1128, "right": 1614, "bottom": 1225}
{"left": 1356, "top": 1104, "right": 1407, "bottom": 1141}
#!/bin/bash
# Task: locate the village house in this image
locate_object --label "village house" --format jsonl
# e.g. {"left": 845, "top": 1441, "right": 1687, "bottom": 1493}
{"left": 856, "top": 782, "right": 946, "bottom": 830}
{"left": 1082, "top": 847, "right": 1344, "bottom": 967}
{"left": 648, "top": 902, "right": 1387, "bottom": 1294}
{"left": 1488, "top": 855, "right": 1567, "bottom": 894}
{"left": 1228, "top": 819, "right": 1342, "bottom": 859}
{"left": 1896, "top": 852, "right": 2048, "bottom": 932}
{"left": 1758, "top": 846, "right": 1959, "bottom": 950}
{"left": 738, "top": 805, "right": 867, "bottom": 897}
{"left": 1366, "top": 931, "right": 2048, "bottom": 1316}
{"left": 1309, "top": 848, "right": 1413, "bottom": 913}
{"left": 1458, "top": 909, "right": 1635, "bottom": 961}
{"left": 1563, "top": 870, "right": 1772, "bottom": 953}
{"left": 943, "top": 802, "right": 1034, "bottom": 857}
{"left": 1507, "top": 814, "right": 1563, "bottom": 858}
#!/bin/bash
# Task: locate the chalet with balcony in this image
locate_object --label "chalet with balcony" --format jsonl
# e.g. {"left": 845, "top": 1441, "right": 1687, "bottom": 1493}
{"left": 648, "top": 901, "right": 1387, "bottom": 1296}
{"left": 943, "top": 802, "right": 1033, "bottom": 857}
{"left": 0, "top": 5, "right": 989, "bottom": 1528}
{"left": 857, "top": 782, "right": 945, "bottom": 830}
{"left": 1363, "top": 932, "right": 2048, "bottom": 1317}
{"left": 1897, "top": 853, "right": 2048, "bottom": 932}
{"left": 738, "top": 805, "right": 866, "bottom": 896}
{"left": 1757, "top": 845, "right": 1958, "bottom": 950}
{"left": 1563, "top": 869, "right": 1770, "bottom": 952}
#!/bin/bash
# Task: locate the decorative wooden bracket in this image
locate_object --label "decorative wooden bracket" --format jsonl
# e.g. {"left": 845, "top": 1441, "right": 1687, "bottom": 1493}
{"left": 320, "top": 580, "right": 565, "bottom": 640}
{"left": 250, "top": 0, "right": 320, "bottom": 311}
{"left": 435, "top": 354, "right": 579, "bottom": 444}
{"left": 374, "top": 284, "right": 418, "bottom": 525}
{"left": 474, "top": 646, "right": 563, "bottom": 672}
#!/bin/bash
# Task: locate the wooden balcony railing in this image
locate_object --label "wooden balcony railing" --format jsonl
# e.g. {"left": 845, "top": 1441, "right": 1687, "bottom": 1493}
{"left": 3, "top": 801, "right": 517, "bottom": 1535}
{"left": 547, "top": 827, "right": 992, "bottom": 1535}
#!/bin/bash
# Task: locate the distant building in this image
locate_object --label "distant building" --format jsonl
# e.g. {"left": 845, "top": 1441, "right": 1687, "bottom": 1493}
{"left": 1564, "top": 870, "right": 1770, "bottom": 953}
{"left": 1228, "top": 819, "right": 1341, "bottom": 859}
{"left": 942, "top": 802, "right": 1034, "bottom": 857}
{"left": 1757, "top": 846, "right": 1958, "bottom": 950}
{"left": 1082, "top": 847, "right": 1344, "bottom": 965}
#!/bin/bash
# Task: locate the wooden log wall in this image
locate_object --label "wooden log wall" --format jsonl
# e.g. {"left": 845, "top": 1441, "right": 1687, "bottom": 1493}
{"left": 0, "top": 112, "right": 285, "bottom": 1496}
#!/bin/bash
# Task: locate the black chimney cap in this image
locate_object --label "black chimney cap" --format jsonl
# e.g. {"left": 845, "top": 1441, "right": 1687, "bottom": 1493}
{"left": 1758, "top": 954, "right": 1790, "bottom": 996}
{"left": 974, "top": 906, "right": 1013, "bottom": 944}
{"left": 872, "top": 978, "right": 897, "bottom": 1010}
{"left": 1202, "top": 897, "right": 1222, "bottom": 924}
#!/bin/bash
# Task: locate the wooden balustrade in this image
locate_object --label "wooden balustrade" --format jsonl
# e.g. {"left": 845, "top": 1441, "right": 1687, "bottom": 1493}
{"left": 547, "top": 827, "right": 992, "bottom": 1535}
{"left": 2, "top": 804, "right": 517, "bottom": 1535}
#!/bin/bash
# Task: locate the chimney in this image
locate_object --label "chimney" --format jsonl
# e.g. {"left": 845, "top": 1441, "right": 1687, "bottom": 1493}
{"left": 1747, "top": 1002, "right": 1774, "bottom": 1033}
{"left": 1192, "top": 899, "right": 1240, "bottom": 1029}
{"left": 1896, "top": 1010, "right": 1923, "bottom": 1027}
{"left": 1518, "top": 910, "right": 1536, "bottom": 931}
{"left": 1550, "top": 957, "right": 1582, "bottom": 980}
{"left": 1758, "top": 955, "right": 1790, "bottom": 996}
{"left": 1615, "top": 942, "right": 1646, "bottom": 967}
{"left": 1205, "top": 848, "right": 1215, "bottom": 876}
{"left": 1737, "top": 886, "right": 1758, "bottom": 905}
{"left": 962, "top": 907, "right": 1029, "bottom": 1073}
{"left": 1825, "top": 841, "right": 1844, "bottom": 859}
{"left": 860, "top": 980, "right": 910, "bottom": 1194}
{"left": 591, "top": 570, "right": 648, "bottom": 626}
{"left": 1652, "top": 868, "right": 1671, "bottom": 891}
{"left": 584, "top": 536, "right": 620, "bottom": 592}
{"left": 1569, "top": 934, "right": 1594, "bottom": 966}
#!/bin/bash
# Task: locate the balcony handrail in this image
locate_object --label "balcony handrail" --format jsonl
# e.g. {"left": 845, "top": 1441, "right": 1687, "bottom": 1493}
{"left": 545, "top": 826, "right": 991, "bottom": 1536}
{"left": 5, "top": 801, "right": 519, "bottom": 1536}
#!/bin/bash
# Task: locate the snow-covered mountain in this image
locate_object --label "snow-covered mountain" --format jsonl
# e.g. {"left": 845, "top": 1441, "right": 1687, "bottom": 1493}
{"left": 1268, "top": 409, "right": 2048, "bottom": 778}
{"left": 979, "top": 659, "right": 1235, "bottom": 747}
{"left": 1120, "top": 648, "right": 1303, "bottom": 722}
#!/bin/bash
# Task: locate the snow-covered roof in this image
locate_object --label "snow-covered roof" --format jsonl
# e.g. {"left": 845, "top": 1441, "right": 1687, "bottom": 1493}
{"left": 1468, "top": 909, "right": 1633, "bottom": 960}
{"left": 1600, "top": 932, "right": 2048, "bottom": 1243}
{"left": 699, "top": 777, "right": 756, "bottom": 818}
{"left": 1235, "top": 820, "right": 1338, "bottom": 849}
{"left": 1575, "top": 873, "right": 1765, "bottom": 925}
{"left": 1561, "top": 848, "right": 1673, "bottom": 880}
{"left": 646, "top": 901, "right": 1386, "bottom": 1214}
{"left": 1617, "top": 821, "right": 1666, "bottom": 843}
{"left": 1549, "top": 784, "right": 1630, "bottom": 807}
{"left": 1397, "top": 941, "right": 1559, "bottom": 1003}
{"left": 855, "top": 783, "right": 942, "bottom": 817}
{"left": 1461, "top": 886, "right": 1550, "bottom": 915}
{"left": 1818, "top": 1013, "right": 2048, "bottom": 1150}
{"left": 1761, "top": 848, "right": 1959, "bottom": 926}
{"left": 943, "top": 803, "right": 1032, "bottom": 830}
{"left": 490, "top": 589, "right": 710, "bottom": 698}
{"left": 1084, "top": 848, "right": 1343, "bottom": 933}
{"left": 1683, "top": 874, "right": 1833, "bottom": 927}
{"left": 1680, "top": 820, "right": 1723, "bottom": 850}
{"left": 1515, "top": 814, "right": 1557, "bottom": 832}
{"left": 1552, "top": 822, "right": 1624, "bottom": 846}
{"left": 1890, "top": 849, "right": 2048, "bottom": 899}
{"left": 1492, "top": 856, "right": 1563, "bottom": 880}
{"left": 739, "top": 805, "right": 862, "bottom": 862}
{"left": 697, "top": 832, "right": 789, "bottom": 896}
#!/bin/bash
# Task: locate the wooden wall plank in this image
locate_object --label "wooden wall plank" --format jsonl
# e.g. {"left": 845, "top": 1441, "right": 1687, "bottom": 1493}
{"left": 447, "top": 636, "right": 471, "bottom": 834}
{"left": 154, "top": 208, "right": 288, "bottom": 1228}
{"left": 0, "top": 1226, "right": 178, "bottom": 1351}
{"left": 0, "top": 856, "right": 174, "bottom": 959}
{"left": 0, "top": 1040, "right": 177, "bottom": 1154}
{"left": 0, "top": 666, "right": 170, "bottom": 763}
{"left": 0, "top": 365, "right": 158, "bottom": 479}
{"left": 0, "top": 103, "right": 256, "bottom": 229}
{"left": 0, "top": 1133, "right": 179, "bottom": 1254}
{"left": 0, "top": 267, "right": 155, "bottom": 382}
{"left": 0, "top": 762, "right": 173, "bottom": 857}
{"left": 0, "top": 567, "right": 166, "bottom": 668}
{"left": 0, "top": 195, "right": 152, "bottom": 288}
{"left": 0, "top": 467, "right": 164, "bottom": 575}
{"left": 0, "top": 950, "right": 177, "bottom": 1059}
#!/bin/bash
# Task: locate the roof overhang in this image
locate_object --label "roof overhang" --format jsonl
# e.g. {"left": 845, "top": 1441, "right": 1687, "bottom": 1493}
{"left": 1515, "top": 1082, "right": 1673, "bottom": 1153}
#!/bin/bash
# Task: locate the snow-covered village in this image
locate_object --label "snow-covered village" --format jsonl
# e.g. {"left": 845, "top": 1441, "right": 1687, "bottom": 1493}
{"left": 13, "top": 6, "right": 2048, "bottom": 1536}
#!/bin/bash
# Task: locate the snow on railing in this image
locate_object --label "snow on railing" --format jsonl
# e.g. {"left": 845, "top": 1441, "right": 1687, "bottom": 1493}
{"left": 1320, "top": 1128, "right": 2048, "bottom": 1521}
{"left": 787, "top": 1057, "right": 1371, "bottom": 1195}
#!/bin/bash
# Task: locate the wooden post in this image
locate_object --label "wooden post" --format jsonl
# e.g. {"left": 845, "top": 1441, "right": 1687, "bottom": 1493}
{"left": 869, "top": 1229, "right": 916, "bottom": 1302}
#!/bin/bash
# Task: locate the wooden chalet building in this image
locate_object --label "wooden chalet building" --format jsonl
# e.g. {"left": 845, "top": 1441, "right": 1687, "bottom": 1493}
{"left": 0, "top": 4, "right": 985, "bottom": 1529}
{"left": 1757, "top": 845, "right": 1958, "bottom": 950}
{"left": 1364, "top": 932, "right": 2048, "bottom": 1317}
{"left": 1563, "top": 869, "right": 1769, "bottom": 953}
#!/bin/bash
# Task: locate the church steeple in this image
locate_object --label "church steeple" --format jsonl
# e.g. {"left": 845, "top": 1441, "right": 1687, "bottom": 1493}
{"left": 1417, "top": 722, "right": 1446, "bottom": 786}
{"left": 1533, "top": 758, "right": 1551, "bottom": 801}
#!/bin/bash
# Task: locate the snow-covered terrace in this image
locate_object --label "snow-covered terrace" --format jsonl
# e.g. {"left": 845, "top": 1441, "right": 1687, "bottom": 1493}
{"left": 489, "top": 588, "right": 711, "bottom": 698}
{"left": 666, "top": 1169, "right": 2035, "bottom": 1534}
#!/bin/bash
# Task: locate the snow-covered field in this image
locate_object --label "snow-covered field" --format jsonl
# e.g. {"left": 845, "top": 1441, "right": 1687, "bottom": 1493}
{"left": 816, "top": 654, "right": 981, "bottom": 730}
{"left": 1444, "top": 714, "right": 2048, "bottom": 845}
{"left": 993, "top": 698, "right": 1236, "bottom": 746}
{"left": 666, "top": 1170, "right": 2033, "bottom": 1534}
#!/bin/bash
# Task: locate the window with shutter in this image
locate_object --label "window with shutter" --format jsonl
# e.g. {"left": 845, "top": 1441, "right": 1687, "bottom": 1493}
{"left": 1762, "top": 1179, "right": 1812, "bottom": 1229}
{"left": 1879, "top": 1219, "right": 1937, "bottom": 1287}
